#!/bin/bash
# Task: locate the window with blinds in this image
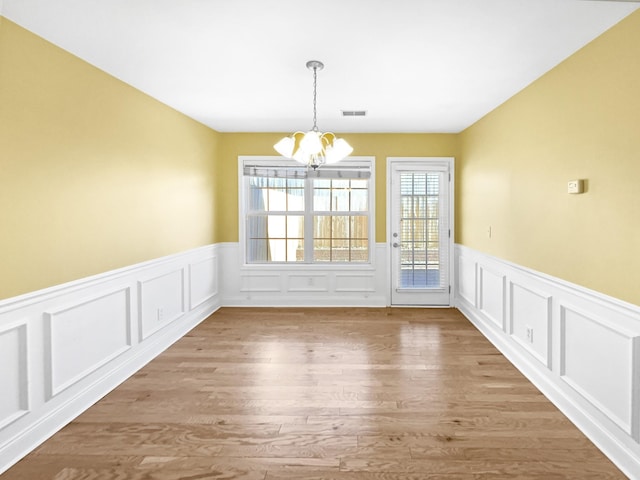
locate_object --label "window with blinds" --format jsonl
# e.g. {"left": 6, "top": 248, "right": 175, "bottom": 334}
{"left": 241, "top": 159, "right": 373, "bottom": 264}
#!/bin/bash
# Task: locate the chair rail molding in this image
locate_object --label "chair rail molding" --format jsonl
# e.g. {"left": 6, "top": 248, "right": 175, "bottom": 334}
{"left": 455, "top": 243, "right": 640, "bottom": 479}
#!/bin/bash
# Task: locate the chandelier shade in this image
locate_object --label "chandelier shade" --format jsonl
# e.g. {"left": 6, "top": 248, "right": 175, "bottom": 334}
{"left": 274, "top": 61, "right": 353, "bottom": 169}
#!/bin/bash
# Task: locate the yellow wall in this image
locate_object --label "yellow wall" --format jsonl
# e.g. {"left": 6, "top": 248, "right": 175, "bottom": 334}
{"left": 459, "top": 11, "right": 640, "bottom": 305}
{"left": 0, "top": 19, "right": 220, "bottom": 299}
{"left": 5, "top": 9, "right": 639, "bottom": 306}
{"left": 0, "top": 16, "right": 457, "bottom": 300}
{"left": 216, "top": 133, "right": 459, "bottom": 243}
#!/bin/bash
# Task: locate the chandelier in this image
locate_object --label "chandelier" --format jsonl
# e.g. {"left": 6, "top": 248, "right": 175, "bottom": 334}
{"left": 274, "top": 60, "right": 353, "bottom": 169}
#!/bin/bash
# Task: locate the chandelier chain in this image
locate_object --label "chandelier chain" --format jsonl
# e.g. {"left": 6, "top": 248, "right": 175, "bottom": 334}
{"left": 312, "top": 65, "right": 318, "bottom": 131}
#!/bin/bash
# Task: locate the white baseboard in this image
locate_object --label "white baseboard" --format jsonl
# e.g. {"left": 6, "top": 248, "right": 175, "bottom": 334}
{"left": 0, "top": 245, "right": 222, "bottom": 474}
{"left": 455, "top": 244, "right": 640, "bottom": 479}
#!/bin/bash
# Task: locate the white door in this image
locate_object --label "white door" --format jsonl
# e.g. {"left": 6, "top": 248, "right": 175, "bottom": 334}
{"left": 388, "top": 159, "right": 453, "bottom": 306}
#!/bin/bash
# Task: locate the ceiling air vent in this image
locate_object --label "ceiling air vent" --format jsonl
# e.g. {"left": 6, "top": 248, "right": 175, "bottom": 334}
{"left": 341, "top": 110, "right": 367, "bottom": 117}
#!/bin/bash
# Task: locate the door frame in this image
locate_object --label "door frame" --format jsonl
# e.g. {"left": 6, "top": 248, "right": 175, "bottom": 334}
{"left": 386, "top": 157, "right": 455, "bottom": 307}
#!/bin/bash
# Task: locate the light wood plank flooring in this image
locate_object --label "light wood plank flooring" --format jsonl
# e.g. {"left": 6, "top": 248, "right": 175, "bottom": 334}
{"left": 4, "top": 307, "right": 626, "bottom": 479}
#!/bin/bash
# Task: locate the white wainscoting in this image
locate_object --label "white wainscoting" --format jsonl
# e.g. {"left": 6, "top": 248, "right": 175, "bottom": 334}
{"left": 219, "top": 243, "right": 388, "bottom": 307}
{"left": 138, "top": 268, "right": 185, "bottom": 341}
{"left": 455, "top": 244, "right": 640, "bottom": 479}
{"left": 45, "top": 287, "right": 132, "bottom": 399}
{"left": 189, "top": 255, "right": 219, "bottom": 310}
{"left": 0, "top": 245, "right": 221, "bottom": 475}
{"left": 0, "top": 321, "right": 29, "bottom": 431}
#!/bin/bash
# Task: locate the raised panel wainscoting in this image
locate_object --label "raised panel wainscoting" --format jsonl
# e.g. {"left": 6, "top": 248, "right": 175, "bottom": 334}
{"left": 0, "top": 321, "right": 29, "bottom": 431}
{"left": 218, "top": 242, "right": 388, "bottom": 307}
{"left": 0, "top": 245, "right": 221, "bottom": 474}
{"left": 3, "top": 241, "right": 640, "bottom": 476}
{"left": 455, "top": 244, "right": 640, "bottom": 479}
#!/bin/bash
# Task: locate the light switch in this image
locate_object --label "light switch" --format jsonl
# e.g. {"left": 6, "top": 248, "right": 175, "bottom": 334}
{"left": 568, "top": 179, "right": 584, "bottom": 194}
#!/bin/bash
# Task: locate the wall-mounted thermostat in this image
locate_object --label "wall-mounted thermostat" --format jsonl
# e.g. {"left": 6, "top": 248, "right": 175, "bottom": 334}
{"left": 568, "top": 179, "right": 584, "bottom": 194}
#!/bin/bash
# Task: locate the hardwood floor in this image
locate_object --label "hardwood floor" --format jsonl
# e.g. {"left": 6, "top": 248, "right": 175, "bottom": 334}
{"left": 4, "top": 307, "right": 626, "bottom": 479}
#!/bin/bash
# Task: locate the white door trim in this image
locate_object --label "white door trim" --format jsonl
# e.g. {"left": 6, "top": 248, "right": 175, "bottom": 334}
{"left": 386, "top": 157, "right": 455, "bottom": 306}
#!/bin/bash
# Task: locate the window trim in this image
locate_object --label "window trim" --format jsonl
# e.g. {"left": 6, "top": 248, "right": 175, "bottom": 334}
{"left": 238, "top": 155, "right": 376, "bottom": 268}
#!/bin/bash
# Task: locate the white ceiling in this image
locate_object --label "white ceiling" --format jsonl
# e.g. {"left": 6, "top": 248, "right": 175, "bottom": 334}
{"left": 2, "top": 0, "right": 639, "bottom": 133}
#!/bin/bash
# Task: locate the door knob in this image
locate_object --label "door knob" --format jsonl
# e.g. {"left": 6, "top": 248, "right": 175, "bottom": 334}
{"left": 393, "top": 242, "right": 399, "bottom": 248}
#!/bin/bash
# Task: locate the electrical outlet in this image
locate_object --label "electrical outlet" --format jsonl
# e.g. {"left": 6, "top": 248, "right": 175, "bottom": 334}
{"left": 157, "top": 307, "right": 164, "bottom": 322}
{"left": 525, "top": 326, "right": 533, "bottom": 343}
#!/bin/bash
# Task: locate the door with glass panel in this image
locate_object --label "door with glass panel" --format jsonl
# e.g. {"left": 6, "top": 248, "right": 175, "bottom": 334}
{"left": 389, "top": 159, "right": 453, "bottom": 306}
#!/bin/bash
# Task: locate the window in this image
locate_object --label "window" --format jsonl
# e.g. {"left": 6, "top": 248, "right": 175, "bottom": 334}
{"left": 240, "top": 157, "right": 373, "bottom": 264}
{"left": 399, "top": 172, "right": 442, "bottom": 287}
